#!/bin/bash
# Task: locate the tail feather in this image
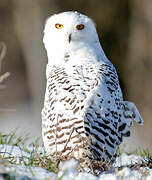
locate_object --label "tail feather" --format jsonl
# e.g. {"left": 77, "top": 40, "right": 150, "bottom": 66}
{"left": 124, "top": 101, "right": 144, "bottom": 125}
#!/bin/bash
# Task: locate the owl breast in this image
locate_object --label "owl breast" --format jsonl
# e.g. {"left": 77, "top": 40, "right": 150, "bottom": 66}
{"left": 42, "top": 63, "right": 125, "bottom": 164}
{"left": 42, "top": 64, "right": 101, "bottom": 157}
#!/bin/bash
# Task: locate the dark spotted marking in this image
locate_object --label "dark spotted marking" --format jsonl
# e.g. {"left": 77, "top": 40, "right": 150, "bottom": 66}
{"left": 91, "top": 125, "right": 108, "bottom": 137}
{"left": 56, "top": 133, "right": 64, "bottom": 138}
{"left": 105, "top": 138, "right": 115, "bottom": 149}
{"left": 94, "top": 120, "right": 117, "bottom": 136}
{"left": 91, "top": 147, "right": 102, "bottom": 159}
{"left": 63, "top": 85, "right": 72, "bottom": 91}
{"left": 73, "top": 107, "right": 79, "bottom": 114}
{"left": 109, "top": 136, "right": 116, "bottom": 144}
{"left": 85, "top": 128, "right": 90, "bottom": 139}
{"left": 118, "top": 123, "right": 127, "bottom": 131}
{"left": 44, "top": 134, "right": 54, "bottom": 139}
{"left": 122, "top": 131, "right": 130, "bottom": 137}
{"left": 57, "top": 139, "right": 67, "bottom": 144}
{"left": 95, "top": 112, "right": 101, "bottom": 118}
{"left": 81, "top": 105, "right": 84, "bottom": 110}
{"left": 105, "top": 113, "right": 110, "bottom": 117}
{"left": 86, "top": 113, "right": 94, "bottom": 118}
{"left": 59, "top": 119, "right": 68, "bottom": 124}
{"left": 70, "top": 97, "right": 76, "bottom": 105}
{"left": 107, "top": 87, "right": 115, "bottom": 93}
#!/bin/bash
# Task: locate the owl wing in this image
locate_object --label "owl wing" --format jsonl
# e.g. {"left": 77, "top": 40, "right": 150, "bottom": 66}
{"left": 83, "top": 62, "right": 143, "bottom": 161}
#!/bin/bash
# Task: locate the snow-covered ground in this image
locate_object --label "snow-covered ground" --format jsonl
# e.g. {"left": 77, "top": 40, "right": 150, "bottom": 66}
{"left": 0, "top": 144, "right": 152, "bottom": 180}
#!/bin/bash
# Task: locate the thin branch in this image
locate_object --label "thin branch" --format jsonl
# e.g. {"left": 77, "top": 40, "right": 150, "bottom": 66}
{"left": 0, "top": 42, "right": 10, "bottom": 85}
{"left": 0, "top": 42, "right": 7, "bottom": 72}
{"left": 0, "top": 72, "right": 10, "bottom": 83}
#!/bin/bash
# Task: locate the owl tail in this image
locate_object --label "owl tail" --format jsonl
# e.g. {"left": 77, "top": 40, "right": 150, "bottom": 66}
{"left": 123, "top": 101, "right": 144, "bottom": 126}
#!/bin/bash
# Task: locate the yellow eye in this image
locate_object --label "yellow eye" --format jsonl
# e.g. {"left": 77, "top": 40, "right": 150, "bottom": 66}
{"left": 76, "top": 24, "right": 85, "bottom": 30}
{"left": 55, "top": 23, "right": 64, "bottom": 29}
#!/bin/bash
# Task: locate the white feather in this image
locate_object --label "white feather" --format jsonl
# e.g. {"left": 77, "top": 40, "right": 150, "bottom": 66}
{"left": 42, "top": 11, "right": 144, "bottom": 165}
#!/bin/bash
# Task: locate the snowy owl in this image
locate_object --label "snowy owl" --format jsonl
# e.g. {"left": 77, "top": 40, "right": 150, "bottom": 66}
{"left": 42, "top": 11, "right": 143, "bottom": 168}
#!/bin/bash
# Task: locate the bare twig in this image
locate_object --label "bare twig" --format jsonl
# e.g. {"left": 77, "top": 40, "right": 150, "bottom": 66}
{"left": 62, "top": 127, "right": 75, "bottom": 153}
{"left": 0, "top": 42, "right": 7, "bottom": 71}
{"left": 0, "top": 41, "right": 10, "bottom": 86}
{"left": 0, "top": 72, "right": 10, "bottom": 84}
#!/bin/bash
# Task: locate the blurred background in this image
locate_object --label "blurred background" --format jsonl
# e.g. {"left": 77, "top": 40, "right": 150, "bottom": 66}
{"left": 0, "top": 0, "right": 151, "bottom": 151}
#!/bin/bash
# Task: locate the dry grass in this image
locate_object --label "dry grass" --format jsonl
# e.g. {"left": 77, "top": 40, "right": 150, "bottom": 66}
{"left": 48, "top": 127, "right": 120, "bottom": 176}
{"left": 0, "top": 130, "right": 152, "bottom": 179}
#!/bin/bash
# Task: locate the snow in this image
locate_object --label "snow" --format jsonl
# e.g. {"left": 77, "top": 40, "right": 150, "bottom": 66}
{"left": 115, "top": 153, "right": 144, "bottom": 166}
{"left": 0, "top": 144, "right": 152, "bottom": 180}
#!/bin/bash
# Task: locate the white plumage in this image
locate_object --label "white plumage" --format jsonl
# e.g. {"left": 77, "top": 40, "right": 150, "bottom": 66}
{"left": 42, "top": 11, "right": 143, "bottom": 167}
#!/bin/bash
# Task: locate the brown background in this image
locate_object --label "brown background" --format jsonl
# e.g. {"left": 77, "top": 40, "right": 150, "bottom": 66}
{"left": 0, "top": 0, "right": 151, "bottom": 151}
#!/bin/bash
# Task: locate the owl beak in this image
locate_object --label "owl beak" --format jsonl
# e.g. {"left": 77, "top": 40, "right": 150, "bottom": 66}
{"left": 68, "top": 33, "right": 72, "bottom": 43}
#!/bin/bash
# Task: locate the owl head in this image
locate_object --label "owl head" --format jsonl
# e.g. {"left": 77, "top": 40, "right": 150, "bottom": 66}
{"left": 43, "top": 11, "right": 106, "bottom": 65}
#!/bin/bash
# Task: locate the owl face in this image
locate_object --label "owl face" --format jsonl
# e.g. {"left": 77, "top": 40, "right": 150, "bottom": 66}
{"left": 43, "top": 11, "right": 103, "bottom": 65}
{"left": 44, "top": 12, "right": 99, "bottom": 49}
